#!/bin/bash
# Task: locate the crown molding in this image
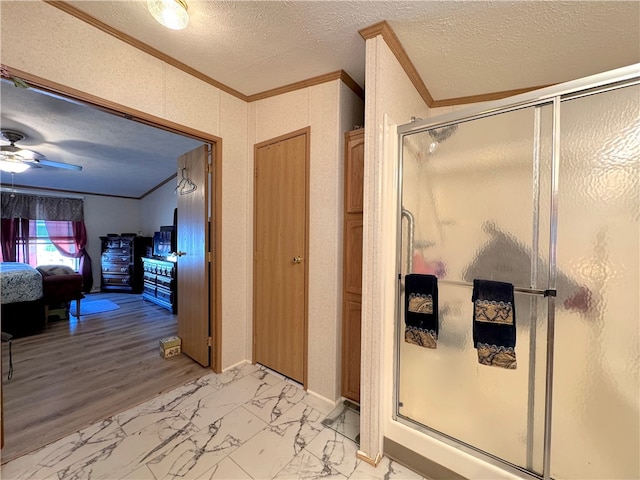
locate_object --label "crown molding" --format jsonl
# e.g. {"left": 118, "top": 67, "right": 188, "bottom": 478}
{"left": 44, "top": 1, "right": 364, "bottom": 103}
{"left": 44, "top": 0, "right": 249, "bottom": 102}
{"left": 360, "top": 20, "right": 554, "bottom": 108}
{"left": 36, "top": 3, "right": 551, "bottom": 108}
{"left": 0, "top": 182, "right": 140, "bottom": 200}
{"left": 247, "top": 70, "right": 364, "bottom": 102}
{"left": 431, "top": 84, "right": 554, "bottom": 107}
{"left": 340, "top": 70, "right": 365, "bottom": 100}
{"left": 359, "top": 21, "right": 435, "bottom": 106}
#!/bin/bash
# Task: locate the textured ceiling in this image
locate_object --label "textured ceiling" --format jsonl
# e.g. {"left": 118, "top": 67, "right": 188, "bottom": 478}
{"left": 66, "top": 0, "right": 640, "bottom": 99}
{"left": 1, "top": 1, "right": 638, "bottom": 198}
{"left": 0, "top": 81, "right": 203, "bottom": 198}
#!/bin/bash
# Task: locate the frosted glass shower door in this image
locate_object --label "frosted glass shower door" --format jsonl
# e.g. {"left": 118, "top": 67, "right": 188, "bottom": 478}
{"left": 398, "top": 104, "right": 553, "bottom": 474}
{"left": 552, "top": 84, "right": 640, "bottom": 480}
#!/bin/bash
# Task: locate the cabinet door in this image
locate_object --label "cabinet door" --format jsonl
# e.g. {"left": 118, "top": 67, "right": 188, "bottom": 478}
{"left": 344, "top": 219, "right": 363, "bottom": 296}
{"left": 341, "top": 128, "right": 364, "bottom": 403}
{"left": 345, "top": 133, "right": 365, "bottom": 214}
{"left": 342, "top": 300, "right": 361, "bottom": 403}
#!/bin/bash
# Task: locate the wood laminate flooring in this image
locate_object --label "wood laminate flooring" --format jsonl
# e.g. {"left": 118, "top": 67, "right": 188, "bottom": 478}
{"left": 0, "top": 293, "right": 209, "bottom": 464}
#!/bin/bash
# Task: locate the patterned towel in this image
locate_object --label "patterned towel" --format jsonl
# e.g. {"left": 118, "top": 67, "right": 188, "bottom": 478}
{"left": 404, "top": 274, "right": 438, "bottom": 349}
{"left": 472, "top": 279, "right": 517, "bottom": 369}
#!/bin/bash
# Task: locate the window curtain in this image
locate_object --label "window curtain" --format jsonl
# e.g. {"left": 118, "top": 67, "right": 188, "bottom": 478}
{"left": 0, "top": 218, "right": 29, "bottom": 262}
{"left": 1, "top": 193, "right": 84, "bottom": 221}
{"left": 1, "top": 193, "right": 92, "bottom": 290}
{"left": 44, "top": 220, "right": 93, "bottom": 292}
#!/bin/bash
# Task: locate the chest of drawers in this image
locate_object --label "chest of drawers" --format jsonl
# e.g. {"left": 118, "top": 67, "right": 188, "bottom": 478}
{"left": 141, "top": 257, "right": 177, "bottom": 313}
{"left": 100, "top": 236, "right": 151, "bottom": 293}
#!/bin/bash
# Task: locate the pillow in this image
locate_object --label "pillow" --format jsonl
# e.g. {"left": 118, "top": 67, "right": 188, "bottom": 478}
{"left": 36, "top": 265, "right": 77, "bottom": 276}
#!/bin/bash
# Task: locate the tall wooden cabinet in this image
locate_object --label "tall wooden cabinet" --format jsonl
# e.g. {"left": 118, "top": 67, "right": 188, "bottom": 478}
{"left": 100, "top": 235, "right": 151, "bottom": 293}
{"left": 341, "top": 128, "right": 364, "bottom": 403}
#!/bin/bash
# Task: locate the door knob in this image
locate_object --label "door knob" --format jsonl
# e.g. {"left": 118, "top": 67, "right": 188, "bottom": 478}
{"left": 176, "top": 251, "right": 187, "bottom": 257}
{"left": 292, "top": 256, "right": 302, "bottom": 264}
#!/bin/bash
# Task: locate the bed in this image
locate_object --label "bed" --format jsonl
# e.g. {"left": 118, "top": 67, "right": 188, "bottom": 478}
{"left": 1, "top": 262, "right": 46, "bottom": 337}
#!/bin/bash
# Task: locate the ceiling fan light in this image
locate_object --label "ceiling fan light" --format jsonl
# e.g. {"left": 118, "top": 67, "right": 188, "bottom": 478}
{"left": 0, "top": 159, "right": 30, "bottom": 173}
{"left": 16, "top": 149, "right": 37, "bottom": 160}
{"left": 148, "top": 0, "right": 189, "bottom": 30}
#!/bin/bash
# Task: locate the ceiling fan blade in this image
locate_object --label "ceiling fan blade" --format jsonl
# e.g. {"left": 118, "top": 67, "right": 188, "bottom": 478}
{"left": 35, "top": 158, "right": 83, "bottom": 171}
{"left": 15, "top": 148, "right": 41, "bottom": 160}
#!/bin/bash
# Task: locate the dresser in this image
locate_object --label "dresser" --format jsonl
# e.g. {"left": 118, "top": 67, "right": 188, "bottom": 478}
{"left": 141, "top": 257, "right": 177, "bottom": 313}
{"left": 100, "top": 236, "right": 151, "bottom": 293}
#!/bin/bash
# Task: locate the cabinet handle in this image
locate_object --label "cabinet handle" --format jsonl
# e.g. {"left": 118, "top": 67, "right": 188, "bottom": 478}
{"left": 176, "top": 251, "right": 187, "bottom": 257}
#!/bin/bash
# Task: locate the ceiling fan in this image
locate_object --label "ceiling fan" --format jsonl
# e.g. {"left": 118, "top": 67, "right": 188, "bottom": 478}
{"left": 0, "top": 130, "right": 82, "bottom": 173}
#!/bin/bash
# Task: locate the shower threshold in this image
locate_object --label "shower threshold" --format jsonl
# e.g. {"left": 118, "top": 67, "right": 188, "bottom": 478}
{"left": 321, "top": 399, "right": 361, "bottom": 445}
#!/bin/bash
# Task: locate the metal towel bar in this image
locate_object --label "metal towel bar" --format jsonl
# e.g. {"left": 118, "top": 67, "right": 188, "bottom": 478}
{"left": 433, "top": 279, "right": 555, "bottom": 297}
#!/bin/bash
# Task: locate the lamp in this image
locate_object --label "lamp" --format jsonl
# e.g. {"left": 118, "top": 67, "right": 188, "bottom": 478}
{"left": 0, "top": 159, "right": 30, "bottom": 173}
{"left": 147, "top": 0, "right": 189, "bottom": 30}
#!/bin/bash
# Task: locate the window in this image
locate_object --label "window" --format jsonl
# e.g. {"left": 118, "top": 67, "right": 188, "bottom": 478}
{"left": 16, "top": 220, "right": 79, "bottom": 270}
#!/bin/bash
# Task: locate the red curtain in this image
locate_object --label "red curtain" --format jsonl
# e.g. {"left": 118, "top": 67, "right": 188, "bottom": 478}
{"left": 0, "top": 218, "right": 19, "bottom": 262}
{"left": 45, "top": 220, "right": 93, "bottom": 292}
{"left": 1, "top": 218, "right": 29, "bottom": 263}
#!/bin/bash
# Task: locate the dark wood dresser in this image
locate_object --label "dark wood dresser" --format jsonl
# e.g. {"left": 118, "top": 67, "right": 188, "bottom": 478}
{"left": 100, "top": 235, "right": 151, "bottom": 293}
{"left": 141, "top": 257, "right": 177, "bottom": 313}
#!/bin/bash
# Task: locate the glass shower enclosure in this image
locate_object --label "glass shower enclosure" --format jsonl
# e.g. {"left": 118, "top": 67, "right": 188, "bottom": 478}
{"left": 395, "top": 65, "right": 639, "bottom": 480}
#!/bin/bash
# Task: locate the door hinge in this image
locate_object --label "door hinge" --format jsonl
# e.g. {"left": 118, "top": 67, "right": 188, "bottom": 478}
{"left": 207, "top": 252, "right": 213, "bottom": 262}
{"left": 207, "top": 337, "right": 213, "bottom": 347}
{"left": 207, "top": 163, "right": 214, "bottom": 174}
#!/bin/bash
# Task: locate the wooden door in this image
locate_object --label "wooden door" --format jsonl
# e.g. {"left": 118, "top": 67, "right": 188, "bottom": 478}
{"left": 342, "top": 128, "right": 364, "bottom": 402}
{"left": 253, "top": 129, "right": 309, "bottom": 384}
{"left": 177, "top": 145, "right": 210, "bottom": 367}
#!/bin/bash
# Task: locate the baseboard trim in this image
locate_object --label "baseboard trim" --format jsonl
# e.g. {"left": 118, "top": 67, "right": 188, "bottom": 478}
{"left": 384, "top": 437, "right": 468, "bottom": 480}
{"left": 222, "top": 359, "right": 251, "bottom": 372}
{"left": 356, "top": 450, "right": 382, "bottom": 467}
{"left": 305, "top": 389, "right": 340, "bottom": 409}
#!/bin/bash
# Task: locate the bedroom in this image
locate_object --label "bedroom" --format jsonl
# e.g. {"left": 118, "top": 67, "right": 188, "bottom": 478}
{"left": 0, "top": 75, "right": 216, "bottom": 462}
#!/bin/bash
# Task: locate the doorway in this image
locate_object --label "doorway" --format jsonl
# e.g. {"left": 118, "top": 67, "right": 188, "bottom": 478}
{"left": 1, "top": 73, "right": 223, "bottom": 372}
{"left": 253, "top": 128, "right": 310, "bottom": 385}
{"left": 0, "top": 72, "right": 223, "bottom": 458}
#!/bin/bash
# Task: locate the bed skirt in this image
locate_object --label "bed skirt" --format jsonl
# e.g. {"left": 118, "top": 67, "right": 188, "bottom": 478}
{"left": 1, "top": 298, "right": 46, "bottom": 338}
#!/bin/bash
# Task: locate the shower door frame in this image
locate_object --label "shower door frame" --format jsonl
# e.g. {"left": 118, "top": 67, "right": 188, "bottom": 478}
{"left": 394, "top": 64, "right": 640, "bottom": 480}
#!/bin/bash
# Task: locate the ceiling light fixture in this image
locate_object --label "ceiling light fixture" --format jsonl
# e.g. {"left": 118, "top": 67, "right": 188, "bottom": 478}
{"left": 0, "top": 131, "right": 32, "bottom": 173}
{"left": 147, "top": 0, "right": 189, "bottom": 30}
{"left": 0, "top": 159, "right": 30, "bottom": 173}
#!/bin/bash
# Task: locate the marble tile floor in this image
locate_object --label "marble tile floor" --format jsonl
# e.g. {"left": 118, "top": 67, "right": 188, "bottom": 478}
{"left": 1, "top": 363, "right": 427, "bottom": 480}
{"left": 321, "top": 400, "right": 360, "bottom": 445}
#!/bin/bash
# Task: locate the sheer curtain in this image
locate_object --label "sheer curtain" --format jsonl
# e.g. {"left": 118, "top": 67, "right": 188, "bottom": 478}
{"left": 44, "top": 220, "right": 93, "bottom": 292}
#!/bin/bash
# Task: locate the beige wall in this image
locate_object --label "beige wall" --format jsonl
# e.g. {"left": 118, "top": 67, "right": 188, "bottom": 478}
{"left": 140, "top": 181, "right": 177, "bottom": 238}
{"left": 82, "top": 195, "right": 143, "bottom": 290}
{"left": 218, "top": 93, "right": 250, "bottom": 370}
{"left": 1, "top": 1, "right": 363, "bottom": 401}
{"left": 359, "top": 33, "right": 430, "bottom": 461}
